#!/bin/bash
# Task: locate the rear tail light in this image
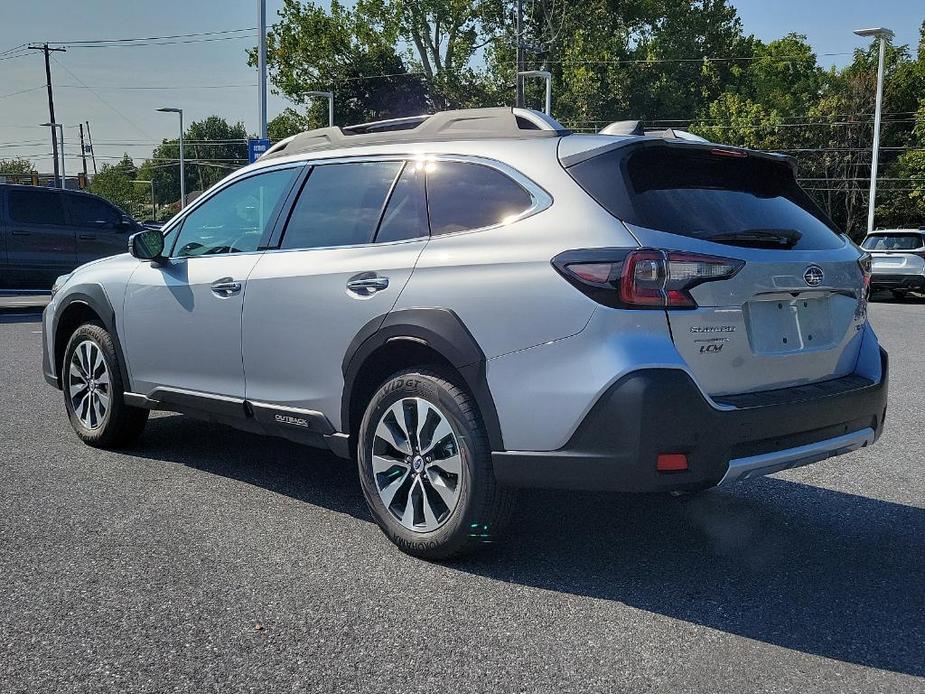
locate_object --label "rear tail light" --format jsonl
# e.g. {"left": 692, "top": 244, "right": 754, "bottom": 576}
{"left": 858, "top": 252, "right": 872, "bottom": 298}
{"left": 553, "top": 248, "right": 744, "bottom": 309}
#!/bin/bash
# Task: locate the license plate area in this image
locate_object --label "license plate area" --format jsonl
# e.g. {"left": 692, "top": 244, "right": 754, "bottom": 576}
{"left": 872, "top": 256, "right": 905, "bottom": 270}
{"left": 744, "top": 296, "right": 835, "bottom": 354}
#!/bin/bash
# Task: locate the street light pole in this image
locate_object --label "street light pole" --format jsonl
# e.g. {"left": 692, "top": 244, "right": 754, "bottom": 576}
{"left": 157, "top": 107, "right": 185, "bottom": 209}
{"left": 40, "top": 122, "right": 65, "bottom": 188}
{"left": 306, "top": 91, "right": 334, "bottom": 127}
{"left": 517, "top": 71, "right": 552, "bottom": 115}
{"left": 258, "top": 0, "right": 268, "bottom": 139}
{"left": 854, "top": 27, "right": 894, "bottom": 234}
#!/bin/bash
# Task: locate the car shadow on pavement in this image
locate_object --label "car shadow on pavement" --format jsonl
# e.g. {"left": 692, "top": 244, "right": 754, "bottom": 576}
{"left": 137, "top": 414, "right": 924, "bottom": 677}
{"left": 869, "top": 290, "right": 925, "bottom": 305}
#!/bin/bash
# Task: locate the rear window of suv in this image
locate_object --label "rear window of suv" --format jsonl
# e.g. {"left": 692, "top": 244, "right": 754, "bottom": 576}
{"left": 567, "top": 144, "right": 844, "bottom": 250}
{"left": 861, "top": 233, "right": 924, "bottom": 250}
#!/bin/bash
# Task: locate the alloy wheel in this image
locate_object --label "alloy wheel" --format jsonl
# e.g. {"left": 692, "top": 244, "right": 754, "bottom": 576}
{"left": 68, "top": 340, "right": 111, "bottom": 430}
{"left": 371, "top": 397, "right": 462, "bottom": 532}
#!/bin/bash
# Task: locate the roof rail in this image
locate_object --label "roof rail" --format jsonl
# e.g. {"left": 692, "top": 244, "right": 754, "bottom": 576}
{"left": 262, "top": 107, "right": 569, "bottom": 160}
{"left": 599, "top": 120, "right": 709, "bottom": 143}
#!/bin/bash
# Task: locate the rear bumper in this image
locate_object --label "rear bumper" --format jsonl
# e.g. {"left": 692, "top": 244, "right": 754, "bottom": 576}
{"left": 492, "top": 348, "right": 888, "bottom": 492}
{"left": 871, "top": 273, "right": 925, "bottom": 290}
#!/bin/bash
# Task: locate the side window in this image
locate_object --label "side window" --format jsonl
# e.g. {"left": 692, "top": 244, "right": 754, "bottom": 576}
{"left": 426, "top": 161, "right": 533, "bottom": 235}
{"left": 281, "top": 161, "right": 402, "bottom": 250}
{"left": 8, "top": 189, "right": 66, "bottom": 225}
{"left": 68, "top": 194, "right": 122, "bottom": 228}
{"left": 172, "top": 167, "right": 299, "bottom": 258}
{"left": 375, "top": 162, "right": 428, "bottom": 243}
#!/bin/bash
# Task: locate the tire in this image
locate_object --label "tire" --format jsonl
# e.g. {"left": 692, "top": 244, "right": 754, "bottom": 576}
{"left": 357, "top": 368, "right": 512, "bottom": 560}
{"left": 62, "top": 322, "right": 148, "bottom": 448}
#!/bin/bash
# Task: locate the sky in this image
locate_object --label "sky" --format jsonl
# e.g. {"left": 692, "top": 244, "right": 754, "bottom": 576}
{"left": 0, "top": 0, "right": 922, "bottom": 174}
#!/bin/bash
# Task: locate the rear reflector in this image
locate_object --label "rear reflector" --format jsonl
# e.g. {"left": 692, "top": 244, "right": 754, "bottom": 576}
{"left": 657, "top": 453, "right": 688, "bottom": 472}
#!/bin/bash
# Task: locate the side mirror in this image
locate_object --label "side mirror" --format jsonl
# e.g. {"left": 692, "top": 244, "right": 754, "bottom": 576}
{"left": 129, "top": 229, "right": 165, "bottom": 262}
{"left": 117, "top": 214, "right": 135, "bottom": 231}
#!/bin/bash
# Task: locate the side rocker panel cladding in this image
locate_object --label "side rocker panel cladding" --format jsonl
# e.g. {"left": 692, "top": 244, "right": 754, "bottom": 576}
{"left": 342, "top": 308, "right": 504, "bottom": 451}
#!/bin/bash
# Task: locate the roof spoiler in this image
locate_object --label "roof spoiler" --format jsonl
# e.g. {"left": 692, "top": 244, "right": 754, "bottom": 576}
{"left": 599, "top": 120, "right": 709, "bottom": 143}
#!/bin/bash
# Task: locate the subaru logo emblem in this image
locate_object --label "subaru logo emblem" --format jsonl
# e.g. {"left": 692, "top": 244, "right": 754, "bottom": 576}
{"left": 803, "top": 265, "right": 824, "bottom": 287}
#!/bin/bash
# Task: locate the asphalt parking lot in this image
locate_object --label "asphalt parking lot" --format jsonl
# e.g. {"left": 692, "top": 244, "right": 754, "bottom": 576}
{"left": 1, "top": 297, "right": 923, "bottom": 693}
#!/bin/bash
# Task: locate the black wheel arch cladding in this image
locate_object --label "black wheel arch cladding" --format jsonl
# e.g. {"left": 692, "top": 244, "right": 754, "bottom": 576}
{"left": 342, "top": 308, "right": 505, "bottom": 451}
{"left": 52, "top": 284, "right": 133, "bottom": 392}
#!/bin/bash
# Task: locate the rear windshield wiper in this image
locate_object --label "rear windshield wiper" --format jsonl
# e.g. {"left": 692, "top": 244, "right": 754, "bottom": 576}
{"left": 709, "top": 228, "right": 802, "bottom": 249}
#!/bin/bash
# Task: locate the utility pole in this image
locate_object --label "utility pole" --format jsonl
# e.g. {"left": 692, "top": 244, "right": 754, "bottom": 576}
{"left": 854, "top": 27, "right": 894, "bottom": 234}
{"left": 28, "top": 43, "right": 66, "bottom": 187}
{"left": 78, "top": 123, "right": 89, "bottom": 180}
{"left": 515, "top": 0, "right": 524, "bottom": 107}
{"left": 258, "top": 0, "right": 268, "bottom": 139}
{"left": 85, "top": 121, "right": 98, "bottom": 174}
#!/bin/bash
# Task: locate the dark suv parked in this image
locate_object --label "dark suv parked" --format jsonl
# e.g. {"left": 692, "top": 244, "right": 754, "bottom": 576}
{"left": 0, "top": 183, "right": 141, "bottom": 289}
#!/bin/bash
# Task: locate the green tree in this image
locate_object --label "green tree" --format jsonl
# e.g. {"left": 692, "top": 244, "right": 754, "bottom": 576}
{"left": 255, "top": 0, "right": 430, "bottom": 128}
{"left": 268, "top": 108, "right": 310, "bottom": 140}
{"left": 0, "top": 157, "right": 36, "bottom": 176}
{"left": 89, "top": 154, "right": 144, "bottom": 215}
{"left": 876, "top": 100, "right": 925, "bottom": 228}
{"left": 139, "top": 116, "right": 248, "bottom": 210}
{"left": 356, "top": 0, "right": 505, "bottom": 108}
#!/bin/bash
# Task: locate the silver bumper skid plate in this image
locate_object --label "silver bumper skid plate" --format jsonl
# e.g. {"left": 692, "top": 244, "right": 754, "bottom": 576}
{"left": 719, "top": 427, "right": 876, "bottom": 485}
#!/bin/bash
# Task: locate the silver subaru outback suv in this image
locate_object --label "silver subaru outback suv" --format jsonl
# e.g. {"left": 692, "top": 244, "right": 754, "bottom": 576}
{"left": 43, "top": 108, "right": 888, "bottom": 558}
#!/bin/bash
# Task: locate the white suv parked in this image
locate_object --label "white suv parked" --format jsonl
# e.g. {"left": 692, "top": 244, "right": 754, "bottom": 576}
{"left": 862, "top": 228, "right": 925, "bottom": 299}
{"left": 43, "top": 108, "right": 888, "bottom": 558}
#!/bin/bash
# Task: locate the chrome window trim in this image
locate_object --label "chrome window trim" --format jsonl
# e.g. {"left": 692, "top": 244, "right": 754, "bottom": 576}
{"left": 157, "top": 160, "right": 309, "bottom": 240}
{"left": 262, "top": 152, "right": 553, "bottom": 253}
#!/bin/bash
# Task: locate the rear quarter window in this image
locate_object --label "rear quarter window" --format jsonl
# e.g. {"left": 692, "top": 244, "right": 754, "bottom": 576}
{"left": 567, "top": 144, "right": 844, "bottom": 251}
{"left": 426, "top": 161, "right": 533, "bottom": 235}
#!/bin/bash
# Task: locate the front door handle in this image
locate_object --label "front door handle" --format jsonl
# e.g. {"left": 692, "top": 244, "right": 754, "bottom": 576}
{"left": 211, "top": 277, "right": 242, "bottom": 297}
{"left": 11, "top": 230, "right": 29, "bottom": 236}
{"left": 346, "top": 274, "right": 390, "bottom": 296}
{"left": 79, "top": 233, "right": 96, "bottom": 240}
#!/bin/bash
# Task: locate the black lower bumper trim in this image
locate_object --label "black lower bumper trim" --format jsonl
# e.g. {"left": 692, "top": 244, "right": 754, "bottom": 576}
{"left": 871, "top": 274, "right": 925, "bottom": 290}
{"left": 492, "top": 349, "right": 888, "bottom": 493}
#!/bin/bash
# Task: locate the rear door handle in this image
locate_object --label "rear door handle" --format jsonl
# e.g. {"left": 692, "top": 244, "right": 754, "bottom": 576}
{"left": 210, "top": 277, "right": 242, "bottom": 297}
{"left": 346, "top": 275, "right": 390, "bottom": 295}
{"left": 79, "top": 233, "right": 96, "bottom": 240}
{"left": 11, "top": 230, "right": 29, "bottom": 236}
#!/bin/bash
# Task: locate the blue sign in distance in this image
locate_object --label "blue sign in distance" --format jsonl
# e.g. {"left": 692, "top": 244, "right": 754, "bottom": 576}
{"left": 248, "top": 138, "right": 271, "bottom": 163}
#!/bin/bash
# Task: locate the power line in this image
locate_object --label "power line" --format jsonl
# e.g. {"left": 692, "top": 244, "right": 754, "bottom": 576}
{"left": 50, "top": 55, "right": 151, "bottom": 139}
{"left": 62, "top": 35, "right": 258, "bottom": 49}
{"left": 0, "top": 85, "right": 46, "bottom": 99}
{"left": 56, "top": 83, "right": 257, "bottom": 91}
{"left": 529, "top": 51, "right": 854, "bottom": 66}
{"left": 45, "top": 27, "right": 255, "bottom": 47}
{"left": 0, "top": 43, "right": 27, "bottom": 57}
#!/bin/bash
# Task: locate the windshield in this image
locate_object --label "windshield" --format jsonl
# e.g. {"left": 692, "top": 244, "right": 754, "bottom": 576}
{"left": 566, "top": 144, "right": 844, "bottom": 250}
{"left": 861, "top": 234, "right": 924, "bottom": 251}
